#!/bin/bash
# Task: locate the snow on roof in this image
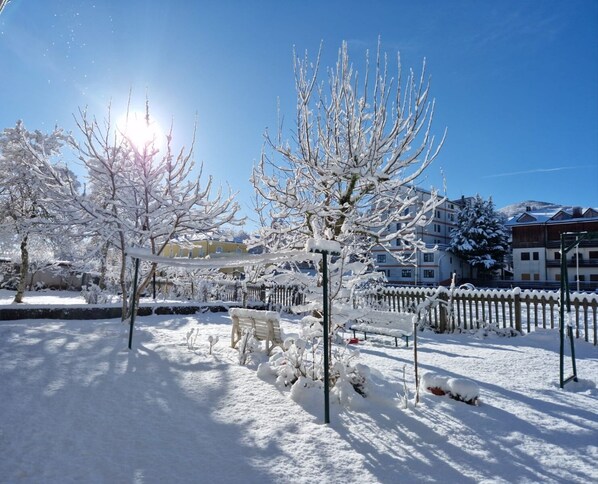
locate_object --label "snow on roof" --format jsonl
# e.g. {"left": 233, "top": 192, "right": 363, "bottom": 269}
{"left": 506, "top": 206, "right": 598, "bottom": 226}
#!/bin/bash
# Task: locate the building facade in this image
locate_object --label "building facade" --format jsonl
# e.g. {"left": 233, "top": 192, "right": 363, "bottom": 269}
{"left": 163, "top": 238, "right": 247, "bottom": 259}
{"left": 163, "top": 237, "right": 247, "bottom": 277}
{"left": 371, "top": 189, "right": 467, "bottom": 286}
{"left": 508, "top": 207, "right": 598, "bottom": 290}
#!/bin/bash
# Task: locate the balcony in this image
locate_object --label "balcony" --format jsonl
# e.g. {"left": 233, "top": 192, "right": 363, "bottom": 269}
{"left": 546, "top": 259, "right": 598, "bottom": 267}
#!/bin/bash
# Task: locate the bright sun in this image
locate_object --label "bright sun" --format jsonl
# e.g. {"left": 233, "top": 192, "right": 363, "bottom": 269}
{"left": 116, "top": 111, "right": 163, "bottom": 152}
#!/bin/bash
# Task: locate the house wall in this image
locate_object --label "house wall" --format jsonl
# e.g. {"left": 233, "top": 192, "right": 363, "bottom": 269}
{"left": 510, "top": 213, "right": 598, "bottom": 289}
{"left": 372, "top": 191, "right": 466, "bottom": 286}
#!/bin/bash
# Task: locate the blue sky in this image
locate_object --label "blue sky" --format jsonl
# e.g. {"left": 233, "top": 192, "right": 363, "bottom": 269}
{"left": 1, "top": 0, "right": 597, "bottom": 229}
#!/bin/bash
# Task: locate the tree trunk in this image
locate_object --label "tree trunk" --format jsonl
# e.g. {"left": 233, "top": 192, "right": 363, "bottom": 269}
{"left": 98, "top": 242, "right": 109, "bottom": 290}
{"left": 14, "top": 235, "right": 29, "bottom": 304}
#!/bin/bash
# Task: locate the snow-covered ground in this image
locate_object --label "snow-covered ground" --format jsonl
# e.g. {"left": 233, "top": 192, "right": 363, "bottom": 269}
{"left": 1, "top": 292, "right": 597, "bottom": 483}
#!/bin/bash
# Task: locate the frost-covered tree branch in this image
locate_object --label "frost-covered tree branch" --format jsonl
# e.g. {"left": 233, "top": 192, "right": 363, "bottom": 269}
{"left": 0, "top": 121, "right": 72, "bottom": 302}
{"left": 30, "top": 98, "right": 243, "bottom": 319}
{"left": 252, "top": 40, "right": 446, "bottom": 312}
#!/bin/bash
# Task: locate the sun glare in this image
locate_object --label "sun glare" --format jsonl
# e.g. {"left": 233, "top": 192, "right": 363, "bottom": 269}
{"left": 116, "top": 111, "right": 164, "bottom": 152}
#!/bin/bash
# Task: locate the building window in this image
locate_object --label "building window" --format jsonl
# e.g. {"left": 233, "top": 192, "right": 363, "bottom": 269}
{"left": 433, "top": 224, "right": 441, "bottom": 233}
{"left": 401, "top": 269, "right": 412, "bottom": 278}
{"left": 589, "top": 251, "right": 598, "bottom": 260}
{"left": 423, "top": 269, "right": 435, "bottom": 279}
{"left": 216, "top": 246, "right": 223, "bottom": 253}
{"left": 423, "top": 253, "right": 434, "bottom": 262}
{"left": 377, "top": 254, "right": 386, "bottom": 263}
{"left": 574, "top": 275, "right": 586, "bottom": 282}
{"left": 533, "top": 273, "right": 540, "bottom": 281}
{"left": 521, "top": 273, "right": 531, "bottom": 281}
{"left": 555, "top": 274, "right": 561, "bottom": 281}
{"left": 521, "top": 252, "right": 530, "bottom": 261}
{"left": 435, "top": 210, "right": 441, "bottom": 219}
{"left": 554, "top": 251, "right": 561, "bottom": 260}
{"left": 533, "top": 252, "right": 539, "bottom": 261}
{"left": 590, "top": 274, "right": 598, "bottom": 282}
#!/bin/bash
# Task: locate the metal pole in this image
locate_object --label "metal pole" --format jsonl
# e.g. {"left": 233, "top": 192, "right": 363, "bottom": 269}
{"left": 128, "top": 257, "right": 141, "bottom": 350}
{"left": 153, "top": 271, "right": 156, "bottom": 301}
{"left": 575, "top": 239, "right": 580, "bottom": 292}
{"left": 559, "top": 233, "right": 566, "bottom": 388}
{"left": 322, "top": 251, "right": 330, "bottom": 424}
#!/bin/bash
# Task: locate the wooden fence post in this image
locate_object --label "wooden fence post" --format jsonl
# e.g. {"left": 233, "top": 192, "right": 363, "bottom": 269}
{"left": 513, "top": 289, "right": 522, "bottom": 333}
{"left": 438, "top": 290, "right": 449, "bottom": 333}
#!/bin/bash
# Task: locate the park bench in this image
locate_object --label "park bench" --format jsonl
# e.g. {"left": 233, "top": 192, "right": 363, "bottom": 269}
{"left": 349, "top": 310, "right": 414, "bottom": 347}
{"left": 229, "top": 308, "right": 283, "bottom": 354}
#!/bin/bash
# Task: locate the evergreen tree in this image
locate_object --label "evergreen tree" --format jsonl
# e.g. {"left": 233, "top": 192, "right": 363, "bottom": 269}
{"left": 449, "top": 195, "right": 508, "bottom": 278}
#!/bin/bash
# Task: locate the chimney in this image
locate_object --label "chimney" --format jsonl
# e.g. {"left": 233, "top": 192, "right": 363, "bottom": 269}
{"left": 572, "top": 207, "right": 582, "bottom": 218}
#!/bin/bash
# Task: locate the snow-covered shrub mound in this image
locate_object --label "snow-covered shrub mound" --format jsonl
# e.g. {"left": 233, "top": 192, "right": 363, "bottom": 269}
{"left": 421, "top": 372, "right": 450, "bottom": 396}
{"left": 474, "top": 322, "right": 520, "bottom": 339}
{"left": 421, "top": 371, "right": 480, "bottom": 405}
{"left": 81, "top": 284, "right": 111, "bottom": 304}
{"left": 257, "top": 316, "right": 375, "bottom": 408}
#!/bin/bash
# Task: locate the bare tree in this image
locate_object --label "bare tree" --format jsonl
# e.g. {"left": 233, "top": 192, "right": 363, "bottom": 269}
{"left": 252, "top": 40, "right": 446, "bottom": 308}
{"left": 45, "top": 99, "right": 243, "bottom": 319}
{"left": 0, "top": 121, "right": 71, "bottom": 302}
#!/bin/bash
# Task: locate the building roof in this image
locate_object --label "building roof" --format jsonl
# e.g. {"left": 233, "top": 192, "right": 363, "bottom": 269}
{"left": 506, "top": 207, "right": 598, "bottom": 227}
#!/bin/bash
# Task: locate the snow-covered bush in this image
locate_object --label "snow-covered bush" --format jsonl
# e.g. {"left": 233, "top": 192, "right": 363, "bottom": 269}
{"left": 82, "top": 283, "right": 111, "bottom": 305}
{"left": 474, "top": 321, "right": 520, "bottom": 339}
{"left": 207, "top": 335, "right": 219, "bottom": 355}
{"left": 262, "top": 316, "right": 370, "bottom": 402}
{"left": 421, "top": 371, "right": 480, "bottom": 405}
{"left": 186, "top": 328, "right": 200, "bottom": 351}
{"left": 237, "top": 329, "right": 260, "bottom": 366}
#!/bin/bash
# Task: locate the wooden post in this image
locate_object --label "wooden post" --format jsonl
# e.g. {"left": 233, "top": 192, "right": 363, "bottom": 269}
{"left": 513, "top": 289, "right": 522, "bottom": 333}
{"left": 438, "top": 290, "right": 449, "bottom": 333}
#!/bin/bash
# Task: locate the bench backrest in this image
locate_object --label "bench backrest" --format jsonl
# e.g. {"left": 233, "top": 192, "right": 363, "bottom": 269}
{"left": 229, "top": 308, "right": 282, "bottom": 342}
{"left": 359, "top": 310, "right": 414, "bottom": 333}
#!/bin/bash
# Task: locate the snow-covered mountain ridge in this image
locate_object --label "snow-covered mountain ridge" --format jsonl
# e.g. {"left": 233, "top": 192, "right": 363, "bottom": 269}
{"left": 498, "top": 200, "right": 571, "bottom": 218}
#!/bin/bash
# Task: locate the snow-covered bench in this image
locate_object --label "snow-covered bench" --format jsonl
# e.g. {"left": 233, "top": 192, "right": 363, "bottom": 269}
{"left": 229, "top": 308, "right": 283, "bottom": 354}
{"left": 349, "top": 310, "right": 414, "bottom": 347}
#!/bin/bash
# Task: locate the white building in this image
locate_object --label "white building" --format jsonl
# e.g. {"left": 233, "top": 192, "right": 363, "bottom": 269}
{"left": 371, "top": 189, "right": 466, "bottom": 286}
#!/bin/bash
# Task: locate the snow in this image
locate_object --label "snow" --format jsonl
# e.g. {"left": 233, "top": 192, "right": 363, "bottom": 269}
{"left": 304, "top": 238, "right": 342, "bottom": 254}
{"left": 1, "top": 292, "right": 597, "bottom": 483}
{"left": 229, "top": 307, "right": 280, "bottom": 321}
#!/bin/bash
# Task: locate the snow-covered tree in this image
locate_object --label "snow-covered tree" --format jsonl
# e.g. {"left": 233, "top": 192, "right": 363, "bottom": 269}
{"left": 449, "top": 195, "right": 508, "bottom": 278}
{"left": 49, "top": 100, "right": 242, "bottom": 319}
{"left": 251, "top": 40, "right": 445, "bottom": 312}
{"left": 0, "top": 121, "right": 73, "bottom": 302}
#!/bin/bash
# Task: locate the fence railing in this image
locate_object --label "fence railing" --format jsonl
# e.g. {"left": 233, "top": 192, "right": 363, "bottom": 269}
{"left": 208, "top": 281, "right": 305, "bottom": 309}
{"left": 353, "top": 286, "right": 598, "bottom": 345}
{"left": 167, "top": 279, "right": 598, "bottom": 345}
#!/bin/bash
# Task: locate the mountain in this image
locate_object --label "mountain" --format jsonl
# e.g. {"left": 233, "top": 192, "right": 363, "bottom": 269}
{"left": 498, "top": 200, "right": 568, "bottom": 218}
